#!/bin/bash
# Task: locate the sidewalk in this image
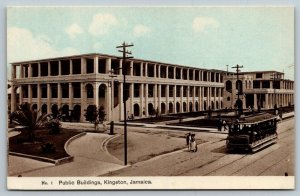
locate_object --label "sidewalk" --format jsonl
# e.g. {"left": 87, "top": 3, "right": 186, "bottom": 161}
{"left": 9, "top": 133, "right": 126, "bottom": 177}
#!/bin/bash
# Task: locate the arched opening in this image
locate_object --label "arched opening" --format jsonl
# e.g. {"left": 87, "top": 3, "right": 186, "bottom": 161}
{"left": 225, "top": 80, "right": 232, "bottom": 92}
{"left": 169, "top": 102, "right": 174, "bottom": 113}
{"left": 221, "top": 101, "right": 223, "bottom": 109}
{"left": 189, "top": 102, "right": 193, "bottom": 112}
{"left": 204, "top": 101, "right": 207, "bottom": 111}
{"left": 51, "top": 104, "right": 59, "bottom": 118}
{"left": 216, "top": 101, "right": 219, "bottom": 109}
{"left": 98, "top": 84, "right": 107, "bottom": 114}
{"left": 31, "top": 104, "right": 37, "bottom": 111}
{"left": 41, "top": 104, "right": 47, "bottom": 114}
{"left": 183, "top": 102, "right": 187, "bottom": 112}
{"left": 148, "top": 103, "right": 154, "bottom": 116}
{"left": 134, "top": 103, "right": 140, "bottom": 116}
{"left": 176, "top": 102, "right": 180, "bottom": 113}
{"left": 211, "top": 101, "right": 215, "bottom": 110}
{"left": 61, "top": 104, "right": 69, "bottom": 122}
{"left": 86, "top": 83, "right": 94, "bottom": 98}
{"left": 195, "top": 102, "right": 199, "bottom": 111}
{"left": 72, "top": 105, "right": 81, "bottom": 122}
{"left": 161, "top": 103, "right": 166, "bottom": 114}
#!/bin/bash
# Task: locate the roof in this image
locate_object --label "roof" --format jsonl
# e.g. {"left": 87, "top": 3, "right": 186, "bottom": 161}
{"left": 238, "top": 113, "right": 277, "bottom": 124}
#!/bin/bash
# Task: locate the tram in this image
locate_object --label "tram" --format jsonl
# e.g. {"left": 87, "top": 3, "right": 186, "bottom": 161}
{"left": 226, "top": 113, "right": 278, "bottom": 152}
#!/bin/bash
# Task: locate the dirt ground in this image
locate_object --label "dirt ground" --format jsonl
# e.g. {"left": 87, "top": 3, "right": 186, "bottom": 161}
{"left": 107, "top": 127, "right": 206, "bottom": 164}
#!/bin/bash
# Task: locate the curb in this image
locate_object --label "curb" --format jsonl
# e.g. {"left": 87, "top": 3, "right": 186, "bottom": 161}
{"left": 101, "top": 134, "right": 124, "bottom": 165}
{"left": 64, "top": 132, "right": 87, "bottom": 155}
{"left": 9, "top": 152, "right": 73, "bottom": 165}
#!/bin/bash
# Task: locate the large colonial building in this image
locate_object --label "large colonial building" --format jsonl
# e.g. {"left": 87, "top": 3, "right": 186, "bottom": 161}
{"left": 10, "top": 53, "right": 294, "bottom": 122}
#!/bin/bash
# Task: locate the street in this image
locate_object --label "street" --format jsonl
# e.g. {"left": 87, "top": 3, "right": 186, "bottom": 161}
{"left": 105, "top": 117, "right": 294, "bottom": 176}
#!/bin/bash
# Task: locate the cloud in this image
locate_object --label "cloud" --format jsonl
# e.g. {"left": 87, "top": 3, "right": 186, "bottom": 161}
{"left": 7, "top": 27, "right": 80, "bottom": 64}
{"left": 88, "top": 13, "right": 118, "bottom": 36}
{"left": 133, "top": 24, "right": 150, "bottom": 37}
{"left": 65, "top": 23, "right": 83, "bottom": 39}
{"left": 192, "top": 17, "right": 219, "bottom": 32}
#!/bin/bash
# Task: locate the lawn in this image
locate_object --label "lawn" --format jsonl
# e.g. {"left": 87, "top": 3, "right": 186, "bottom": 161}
{"left": 9, "top": 128, "right": 81, "bottom": 160}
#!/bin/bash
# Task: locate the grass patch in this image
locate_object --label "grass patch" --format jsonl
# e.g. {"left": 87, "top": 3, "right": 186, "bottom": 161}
{"left": 9, "top": 128, "right": 80, "bottom": 160}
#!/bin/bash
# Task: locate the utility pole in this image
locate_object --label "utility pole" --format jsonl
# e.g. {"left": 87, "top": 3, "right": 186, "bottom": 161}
{"left": 116, "top": 42, "right": 134, "bottom": 166}
{"left": 231, "top": 64, "right": 243, "bottom": 117}
{"left": 271, "top": 72, "right": 280, "bottom": 114}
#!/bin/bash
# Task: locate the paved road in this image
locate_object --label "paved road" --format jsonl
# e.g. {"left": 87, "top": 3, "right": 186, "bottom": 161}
{"left": 104, "top": 118, "right": 294, "bottom": 176}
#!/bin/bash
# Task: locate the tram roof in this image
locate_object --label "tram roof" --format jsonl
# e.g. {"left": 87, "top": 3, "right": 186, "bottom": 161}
{"left": 231, "top": 113, "right": 277, "bottom": 124}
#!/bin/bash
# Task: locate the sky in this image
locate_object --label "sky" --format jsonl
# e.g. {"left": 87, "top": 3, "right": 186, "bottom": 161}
{"left": 7, "top": 6, "right": 294, "bottom": 80}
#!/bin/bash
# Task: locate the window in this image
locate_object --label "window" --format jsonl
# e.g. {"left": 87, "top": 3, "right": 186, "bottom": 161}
{"left": 256, "top": 73, "right": 263, "bottom": 78}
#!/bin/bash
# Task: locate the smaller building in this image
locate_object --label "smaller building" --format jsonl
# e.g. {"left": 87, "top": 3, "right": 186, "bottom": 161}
{"left": 223, "top": 71, "right": 294, "bottom": 110}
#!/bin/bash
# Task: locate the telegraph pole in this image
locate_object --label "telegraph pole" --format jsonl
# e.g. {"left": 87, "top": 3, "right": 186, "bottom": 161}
{"left": 116, "top": 42, "right": 134, "bottom": 166}
{"left": 271, "top": 72, "right": 280, "bottom": 114}
{"left": 232, "top": 64, "right": 243, "bottom": 116}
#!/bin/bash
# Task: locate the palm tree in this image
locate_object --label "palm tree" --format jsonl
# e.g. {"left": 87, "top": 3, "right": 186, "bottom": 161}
{"left": 11, "top": 103, "right": 52, "bottom": 141}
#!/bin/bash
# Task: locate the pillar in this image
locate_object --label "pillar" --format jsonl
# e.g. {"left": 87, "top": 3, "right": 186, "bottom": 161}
{"left": 129, "top": 83, "right": 134, "bottom": 117}
{"left": 28, "top": 64, "right": 32, "bottom": 78}
{"left": 57, "top": 83, "right": 62, "bottom": 108}
{"left": 48, "top": 62, "right": 51, "bottom": 76}
{"left": 107, "top": 83, "right": 112, "bottom": 121}
{"left": 58, "top": 61, "right": 62, "bottom": 76}
{"left": 70, "top": 60, "right": 73, "bottom": 75}
{"left": 187, "top": 86, "right": 190, "bottom": 112}
{"left": 154, "top": 84, "right": 157, "bottom": 110}
{"left": 173, "top": 85, "right": 177, "bottom": 113}
{"left": 139, "top": 83, "right": 144, "bottom": 117}
{"left": 28, "top": 84, "right": 32, "bottom": 104}
{"left": 254, "top": 93, "right": 257, "bottom": 109}
{"left": 37, "top": 84, "right": 41, "bottom": 111}
{"left": 166, "top": 85, "right": 170, "bottom": 113}
{"left": 94, "top": 56, "right": 99, "bottom": 74}
{"left": 158, "top": 84, "right": 161, "bottom": 113}
{"left": 180, "top": 85, "right": 183, "bottom": 112}
{"left": 198, "top": 87, "right": 202, "bottom": 111}
{"left": 47, "top": 83, "right": 51, "bottom": 114}
{"left": 119, "top": 82, "right": 124, "bottom": 120}
{"left": 145, "top": 84, "right": 149, "bottom": 116}
{"left": 69, "top": 83, "right": 73, "bottom": 110}
{"left": 192, "top": 86, "right": 196, "bottom": 112}
{"left": 11, "top": 86, "right": 16, "bottom": 112}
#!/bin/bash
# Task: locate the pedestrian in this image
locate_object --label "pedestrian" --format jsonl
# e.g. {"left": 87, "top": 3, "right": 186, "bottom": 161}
{"left": 217, "top": 119, "right": 222, "bottom": 132}
{"left": 190, "top": 134, "right": 197, "bottom": 152}
{"left": 223, "top": 120, "right": 228, "bottom": 131}
{"left": 186, "top": 132, "right": 191, "bottom": 151}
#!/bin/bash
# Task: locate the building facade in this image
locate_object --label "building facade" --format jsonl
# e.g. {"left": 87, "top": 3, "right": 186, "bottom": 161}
{"left": 223, "top": 71, "right": 294, "bottom": 110}
{"left": 10, "top": 53, "right": 225, "bottom": 122}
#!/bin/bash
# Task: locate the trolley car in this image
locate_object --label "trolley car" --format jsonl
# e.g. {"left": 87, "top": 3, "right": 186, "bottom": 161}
{"left": 226, "top": 113, "right": 278, "bottom": 152}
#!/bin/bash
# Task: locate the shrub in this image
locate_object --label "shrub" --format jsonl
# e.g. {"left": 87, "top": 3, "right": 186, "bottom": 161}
{"left": 41, "top": 142, "right": 56, "bottom": 153}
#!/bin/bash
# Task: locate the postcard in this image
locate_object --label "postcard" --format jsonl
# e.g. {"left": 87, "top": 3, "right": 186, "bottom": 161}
{"left": 7, "top": 6, "right": 295, "bottom": 190}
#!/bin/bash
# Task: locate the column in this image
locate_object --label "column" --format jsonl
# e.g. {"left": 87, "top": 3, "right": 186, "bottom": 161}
{"left": 130, "top": 61, "right": 133, "bottom": 76}
{"left": 47, "top": 83, "right": 51, "bottom": 114}
{"left": 192, "top": 86, "right": 196, "bottom": 112}
{"left": 129, "top": 83, "right": 134, "bottom": 117}
{"left": 94, "top": 83, "right": 99, "bottom": 108}
{"left": 80, "top": 83, "right": 86, "bottom": 121}
{"left": 69, "top": 83, "right": 73, "bottom": 110}
{"left": 254, "top": 93, "right": 257, "bottom": 109}
{"left": 198, "top": 87, "right": 202, "bottom": 111}
{"left": 28, "top": 64, "right": 32, "bottom": 78}
{"left": 11, "top": 86, "right": 16, "bottom": 112}
{"left": 12, "top": 65, "right": 16, "bottom": 79}
{"left": 166, "top": 66, "right": 169, "bottom": 79}
{"left": 105, "top": 58, "right": 111, "bottom": 74}
{"left": 19, "top": 65, "right": 24, "bottom": 78}
{"left": 145, "top": 84, "right": 149, "bottom": 116}
{"left": 173, "top": 85, "right": 177, "bottom": 113}
{"left": 119, "top": 82, "right": 124, "bottom": 120}
{"left": 180, "top": 68, "right": 183, "bottom": 80}
{"left": 28, "top": 84, "right": 32, "bottom": 104}
{"left": 154, "top": 84, "right": 157, "bottom": 110}
{"left": 57, "top": 83, "right": 62, "bottom": 108}
{"left": 94, "top": 56, "right": 99, "bottom": 74}
{"left": 187, "top": 86, "right": 190, "bottom": 112}
{"left": 38, "top": 63, "right": 41, "bottom": 77}
{"left": 158, "top": 84, "right": 161, "bottom": 113}
{"left": 58, "top": 61, "right": 62, "bottom": 76}
{"left": 19, "top": 85, "right": 23, "bottom": 105}
{"left": 70, "top": 60, "right": 73, "bottom": 75}
{"left": 107, "top": 83, "right": 112, "bottom": 121}
{"left": 180, "top": 85, "right": 183, "bottom": 112}
{"left": 37, "top": 84, "right": 41, "bottom": 111}
{"left": 193, "top": 70, "right": 195, "bottom": 81}
{"left": 157, "top": 65, "right": 160, "bottom": 78}
{"left": 166, "top": 85, "right": 170, "bottom": 113}
{"left": 154, "top": 64, "right": 157, "bottom": 78}
{"left": 139, "top": 83, "right": 144, "bottom": 117}
{"left": 140, "top": 62, "right": 143, "bottom": 76}
{"left": 145, "top": 63, "right": 148, "bottom": 77}
{"left": 173, "top": 67, "right": 176, "bottom": 79}
{"left": 81, "top": 58, "right": 86, "bottom": 74}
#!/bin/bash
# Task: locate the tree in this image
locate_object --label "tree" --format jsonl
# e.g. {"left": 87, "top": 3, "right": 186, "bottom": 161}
{"left": 11, "top": 103, "right": 51, "bottom": 141}
{"left": 84, "top": 105, "right": 98, "bottom": 123}
{"left": 98, "top": 105, "right": 106, "bottom": 123}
